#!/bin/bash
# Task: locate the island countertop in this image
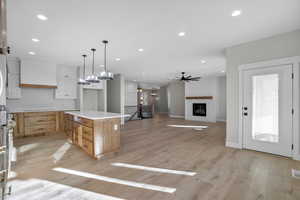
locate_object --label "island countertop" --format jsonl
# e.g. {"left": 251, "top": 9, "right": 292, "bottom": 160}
{"left": 65, "top": 111, "right": 130, "bottom": 120}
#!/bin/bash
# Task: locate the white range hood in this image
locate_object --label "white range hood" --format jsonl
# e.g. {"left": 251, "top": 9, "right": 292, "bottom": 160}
{"left": 20, "top": 59, "right": 57, "bottom": 88}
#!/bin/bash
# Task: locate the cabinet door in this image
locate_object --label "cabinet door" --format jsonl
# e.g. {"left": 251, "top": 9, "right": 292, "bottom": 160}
{"left": 64, "top": 119, "right": 73, "bottom": 140}
{"left": 73, "top": 122, "right": 82, "bottom": 146}
{"left": 83, "top": 81, "right": 103, "bottom": 90}
{"left": 111, "top": 119, "right": 121, "bottom": 150}
{"left": 103, "top": 119, "right": 120, "bottom": 152}
{"left": 55, "top": 66, "right": 77, "bottom": 99}
{"left": 7, "top": 73, "right": 21, "bottom": 99}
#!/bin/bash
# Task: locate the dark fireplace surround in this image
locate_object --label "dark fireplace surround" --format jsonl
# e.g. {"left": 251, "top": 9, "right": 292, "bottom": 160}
{"left": 193, "top": 103, "right": 206, "bottom": 117}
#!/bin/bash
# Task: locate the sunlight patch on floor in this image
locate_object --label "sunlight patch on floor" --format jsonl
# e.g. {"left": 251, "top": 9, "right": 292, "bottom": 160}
{"left": 292, "top": 169, "right": 300, "bottom": 179}
{"left": 53, "top": 167, "right": 176, "bottom": 193}
{"left": 7, "top": 178, "right": 126, "bottom": 200}
{"left": 168, "top": 125, "right": 208, "bottom": 129}
{"left": 52, "top": 142, "right": 71, "bottom": 163}
{"left": 111, "top": 162, "right": 196, "bottom": 176}
{"left": 17, "top": 143, "right": 40, "bottom": 153}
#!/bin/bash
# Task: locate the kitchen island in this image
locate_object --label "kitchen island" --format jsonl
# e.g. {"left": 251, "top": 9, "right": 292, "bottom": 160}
{"left": 64, "top": 111, "right": 127, "bottom": 159}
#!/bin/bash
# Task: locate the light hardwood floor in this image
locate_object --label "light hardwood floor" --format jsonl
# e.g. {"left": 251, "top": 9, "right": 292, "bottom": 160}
{"left": 7, "top": 114, "right": 300, "bottom": 200}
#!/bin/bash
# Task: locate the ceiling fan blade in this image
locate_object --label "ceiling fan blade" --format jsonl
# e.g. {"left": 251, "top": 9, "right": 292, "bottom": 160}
{"left": 186, "top": 75, "right": 192, "bottom": 79}
{"left": 190, "top": 77, "right": 201, "bottom": 80}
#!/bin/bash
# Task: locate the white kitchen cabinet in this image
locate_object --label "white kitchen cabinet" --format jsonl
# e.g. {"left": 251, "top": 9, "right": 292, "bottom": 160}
{"left": 83, "top": 81, "right": 103, "bottom": 90}
{"left": 7, "top": 58, "right": 21, "bottom": 99}
{"left": 55, "top": 66, "right": 77, "bottom": 99}
{"left": 20, "top": 59, "right": 57, "bottom": 87}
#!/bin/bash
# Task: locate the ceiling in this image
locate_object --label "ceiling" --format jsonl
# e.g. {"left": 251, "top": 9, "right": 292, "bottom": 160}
{"left": 7, "top": 0, "right": 300, "bottom": 85}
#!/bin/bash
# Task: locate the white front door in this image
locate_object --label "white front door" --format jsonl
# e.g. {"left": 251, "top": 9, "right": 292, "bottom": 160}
{"left": 242, "top": 64, "right": 293, "bottom": 157}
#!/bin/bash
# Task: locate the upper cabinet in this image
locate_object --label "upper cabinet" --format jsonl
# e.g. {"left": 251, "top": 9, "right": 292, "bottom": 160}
{"left": 55, "top": 65, "right": 78, "bottom": 99}
{"left": 20, "top": 59, "right": 57, "bottom": 88}
{"left": 83, "top": 81, "right": 103, "bottom": 90}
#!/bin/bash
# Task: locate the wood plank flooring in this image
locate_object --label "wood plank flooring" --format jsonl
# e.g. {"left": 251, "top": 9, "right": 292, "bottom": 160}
{"left": 7, "top": 114, "right": 300, "bottom": 200}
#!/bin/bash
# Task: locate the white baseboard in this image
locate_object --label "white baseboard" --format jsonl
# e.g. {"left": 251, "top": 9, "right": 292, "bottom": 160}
{"left": 169, "top": 115, "right": 184, "bottom": 119}
{"left": 226, "top": 142, "right": 300, "bottom": 161}
{"left": 225, "top": 141, "right": 242, "bottom": 149}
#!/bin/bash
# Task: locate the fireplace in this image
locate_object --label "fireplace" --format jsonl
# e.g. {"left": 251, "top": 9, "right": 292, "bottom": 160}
{"left": 193, "top": 103, "right": 206, "bottom": 116}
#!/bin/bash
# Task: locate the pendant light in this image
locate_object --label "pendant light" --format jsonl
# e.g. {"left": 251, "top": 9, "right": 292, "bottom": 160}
{"left": 86, "top": 48, "right": 100, "bottom": 83}
{"left": 77, "top": 54, "right": 90, "bottom": 85}
{"left": 98, "top": 40, "right": 114, "bottom": 80}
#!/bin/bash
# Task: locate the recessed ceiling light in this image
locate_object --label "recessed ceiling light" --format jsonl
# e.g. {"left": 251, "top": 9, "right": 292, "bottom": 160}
{"left": 178, "top": 32, "right": 185, "bottom": 37}
{"left": 201, "top": 60, "right": 206, "bottom": 64}
{"left": 221, "top": 70, "right": 225, "bottom": 73}
{"left": 115, "top": 58, "right": 121, "bottom": 61}
{"left": 100, "top": 64, "right": 104, "bottom": 67}
{"left": 138, "top": 48, "right": 144, "bottom": 52}
{"left": 37, "top": 14, "right": 48, "bottom": 21}
{"left": 28, "top": 51, "right": 36, "bottom": 55}
{"left": 133, "top": 80, "right": 137, "bottom": 82}
{"left": 231, "top": 10, "right": 242, "bottom": 17}
{"left": 32, "top": 38, "right": 40, "bottom": 42}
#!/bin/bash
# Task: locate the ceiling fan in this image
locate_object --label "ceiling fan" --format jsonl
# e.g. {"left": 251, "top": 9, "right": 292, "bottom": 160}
{"left": 176, "top": 72, "right": 201, "bottom": 82}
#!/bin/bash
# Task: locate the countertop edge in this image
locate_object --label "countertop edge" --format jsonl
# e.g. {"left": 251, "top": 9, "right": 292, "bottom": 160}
{"left": 65, "top": 112, "right": 130, "bottom": 120}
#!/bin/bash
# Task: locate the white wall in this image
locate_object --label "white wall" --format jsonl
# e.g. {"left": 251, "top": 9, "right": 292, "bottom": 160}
{"left": 217, "top": 76, "right": 226, "bottom": 121}
{"left": 225, "top": 29, "right": 300, "bottom": 146}
{"left": 107, "top": 74, "right": 125, "bottom": 124}
{"left": 167, "top": 82, "right": 185, "bottom": 117}
{"left": 157, "top": 85, "right": 168, "bottom": 113}
{"left": 184, "top": 76, "right": 226, "bottom": 122}
{"left": 107, "top": 75, "right": 121, "bottom": 113}
{"left": 125, "top": 81, "right": 138, "bottom": 106}
{"left": 82, "top": 89, "right": 99, "bottom": 111}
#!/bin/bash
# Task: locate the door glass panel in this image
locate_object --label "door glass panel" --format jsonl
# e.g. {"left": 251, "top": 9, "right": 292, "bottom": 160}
{"left": 252, "top": 74, "right": 279, "bottom": 143}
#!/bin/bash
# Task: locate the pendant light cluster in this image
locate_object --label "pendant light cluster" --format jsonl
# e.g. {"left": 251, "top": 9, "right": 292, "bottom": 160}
{"left": 98, "top": 40, "right": 114, "bottom": 80}
{"left": 77, "top": 54, "right": 90, "bottom": 85}
{"left": 78, "top": 40, "right": 114, "bottom": 85}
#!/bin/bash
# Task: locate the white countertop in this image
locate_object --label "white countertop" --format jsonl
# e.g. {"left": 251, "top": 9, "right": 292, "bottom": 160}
{"left": 65, "top": 111, "right": 130, "bottom": 120}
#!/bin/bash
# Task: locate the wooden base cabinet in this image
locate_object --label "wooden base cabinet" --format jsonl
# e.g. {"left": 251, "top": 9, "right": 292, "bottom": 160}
{"left": 64, "top": 114, "right": 121, "bottom": 159}
{"left": 13, "top": 111, "right": 65, "bottom": 138}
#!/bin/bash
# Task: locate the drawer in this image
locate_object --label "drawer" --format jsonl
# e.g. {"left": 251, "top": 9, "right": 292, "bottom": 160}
{"left": 25, "top": 124, "right": 56, "bottom": 135}
{"left": 64, "top": 114, "right": 73, "bottom": 121}
{"left": 24, "top": 116, "right": 56, "bottom": 127}
{"left": 24, "top": 112, "right": 56, "bottom": 117}
{"left": 74, "top": 117, "right": 93, "bottom": 128}
{"left": 82, "top": 126, "right": 93, "bottom": 141}
{"left": 82, "top": 139, "right": 94, "bottom": 155}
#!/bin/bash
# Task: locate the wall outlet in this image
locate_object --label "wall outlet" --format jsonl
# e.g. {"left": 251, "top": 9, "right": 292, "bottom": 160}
{"left": 114, "top": 124, "right": 118, "bottom": 131}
